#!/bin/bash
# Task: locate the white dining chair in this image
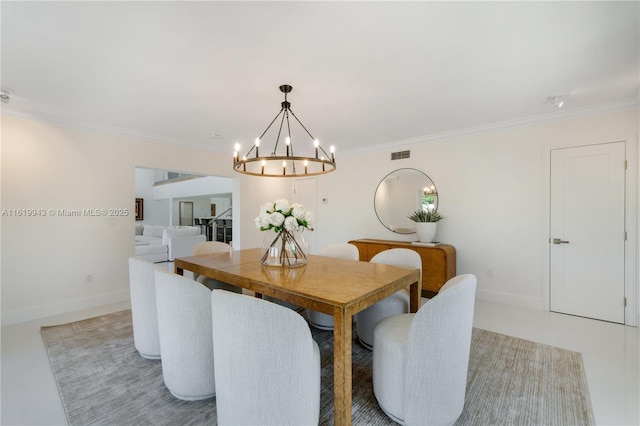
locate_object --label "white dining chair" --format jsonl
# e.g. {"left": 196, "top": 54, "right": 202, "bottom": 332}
{"left": 155, "top": 269, "right": 216, "bottom": 401}
{"left": 373, "top": 274, "right": 477, "bottom": 425}
{"left": 192, "top": 240, "right": 232, "bottom": 256}
{"left": 307, "top": 243, "right": 360, "bottom": 330}
{"left": 355, "top": 248, "right": 422, "bottom": 350}
{"left": 128, "top": 257, "right": 162, "bottom": 359}
{"left": 211, "top": 289, "right": 320, "bottom": 425}
{"left": 190, "top": 241, "right": 242, "bottom": 294}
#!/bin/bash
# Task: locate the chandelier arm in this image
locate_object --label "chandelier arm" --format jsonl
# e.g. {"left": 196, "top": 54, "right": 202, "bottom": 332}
{"left": 288, "top": 109, "right": 316, "bottom": 141}
{"left": 243, "top": 107, "right": 284, "bottom": 158}
{"left": 272, "top": 108, "right": 287, "bottom": 155}
{"left": 284, "top": 111, "right": 297, "bottom": 173}
{"left": 288, "top": 108, "right": 332, "bottom": 158}
{"left": 317, "top": 145, "right": 333, "bottom": 159}
{"left": 285, "top": 110, "right": 293, "bottom": 156}
{"left": 258, "top": 107, "right": 285, "bottom": 141}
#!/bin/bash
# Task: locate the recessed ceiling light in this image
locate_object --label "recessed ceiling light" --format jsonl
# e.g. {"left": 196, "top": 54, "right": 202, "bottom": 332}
{"left": 0, "top": 89, "right": 11, "bottom": 104}
{"left": 548, "top": 95, "right": 565, "bottom": 108}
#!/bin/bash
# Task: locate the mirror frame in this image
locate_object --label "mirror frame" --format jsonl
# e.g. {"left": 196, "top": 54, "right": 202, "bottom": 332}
{"left": 373, "top": 168, "right": 438, "bottom": 234}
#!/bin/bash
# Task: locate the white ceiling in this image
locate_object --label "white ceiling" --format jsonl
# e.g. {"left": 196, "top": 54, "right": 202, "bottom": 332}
{"left": 2, "top": 1, "right": 638, "bottom": 156}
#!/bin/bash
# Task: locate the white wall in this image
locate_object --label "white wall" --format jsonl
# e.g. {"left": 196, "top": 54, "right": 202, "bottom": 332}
{"left": 1, "top": 109, "right": 638, "bottom": 325}
{"left": 136, "top": 171, "right": 234, "bottom": 226}
{"left": 211, "top": 197, "right": 232, "bottom": 218}
{"left": 0, "top": 116, "right": 233, "bottom": 324}
{"left": 314, "top": 108, "right": 638, "bottom": 319}
{"left": 135, "top": 168, "right": 170, "bottom": 225}
{"left": 235, "top": 176, "right": 291, "bottom": 250}
{"left": 152, "top": 175, "right": 233, "bottom": 200}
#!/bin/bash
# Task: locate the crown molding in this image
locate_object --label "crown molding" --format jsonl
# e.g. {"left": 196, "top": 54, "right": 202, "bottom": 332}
{"left": 3, "top": 98, "right": 637, "bottom": 159}
{"left": 342, "top": 98, "right": 639, "bottom": 158}
{"left": 0, "top": 107, "right": 221, "bottom": 152}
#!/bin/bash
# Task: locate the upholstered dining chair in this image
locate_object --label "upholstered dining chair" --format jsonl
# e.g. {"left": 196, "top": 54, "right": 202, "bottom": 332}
{"left": 355, "top": 248, "right": 422, "bottom": 349}
{"left": 155, "top": 269, "right": 216, "bottom": 401}
{"left": 190, "top": 241, "right": 242, "bottom": 294}
{"left": 211, "top": 290, "right": 320, "bottom": 425}
{"left": 192, "top": 240, "right": 232, "bottom": 256}
{"left": 372, "top": 274, "right": 477, "bottom": 425}
{"left": 306, "top": 242, "right": 360, "bottom": 330}
{"left": 188, "top": 240, "right": 232, "bottom": 280}
{"left": 128, "top": 257, "right": 162, "bottom": 359}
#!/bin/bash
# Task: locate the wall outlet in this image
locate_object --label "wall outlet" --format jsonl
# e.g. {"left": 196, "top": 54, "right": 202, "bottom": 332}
{"left": 486, "top": 269, "right": 493, "bottom": 279}
{"left": 86, "top": 274, "right": 93, "bottom": 283}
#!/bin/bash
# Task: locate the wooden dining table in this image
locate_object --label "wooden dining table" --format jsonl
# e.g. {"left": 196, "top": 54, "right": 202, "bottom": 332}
{"left": 174, "top": 248, "right": 421, "bottom": 426}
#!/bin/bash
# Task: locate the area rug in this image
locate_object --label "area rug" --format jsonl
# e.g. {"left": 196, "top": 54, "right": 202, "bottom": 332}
{"left": 41, "top": 310, "right": 594, "bottom": 425}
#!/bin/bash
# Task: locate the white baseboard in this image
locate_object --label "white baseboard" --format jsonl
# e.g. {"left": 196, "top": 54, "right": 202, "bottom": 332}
{"left": 476, "top": 288, "right": 544, "bottom": 311}
{"left": 1, "top": 289, "right": 130, "bottom": 326}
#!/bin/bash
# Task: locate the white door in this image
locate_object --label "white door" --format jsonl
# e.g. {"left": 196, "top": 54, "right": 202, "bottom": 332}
{"left": 550, "top": 142, "right": 626, "bottom": 323}
{"left": 293, "top": 177, "right": 317, "bottom": 254}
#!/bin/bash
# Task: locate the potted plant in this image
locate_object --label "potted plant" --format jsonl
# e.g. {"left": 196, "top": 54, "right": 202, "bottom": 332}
{"left": 408, "top": 209, "right": 444, "bottom": 242}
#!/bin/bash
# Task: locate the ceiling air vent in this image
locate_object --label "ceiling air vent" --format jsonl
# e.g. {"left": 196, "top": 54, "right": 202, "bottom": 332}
{"left": 391, "top": 150, "right": 410, "bottom": 160}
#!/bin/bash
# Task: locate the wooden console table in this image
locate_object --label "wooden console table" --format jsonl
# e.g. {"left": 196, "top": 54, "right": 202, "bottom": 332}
{"left": 348, "top": 239, "right": 456, "bottom": 297}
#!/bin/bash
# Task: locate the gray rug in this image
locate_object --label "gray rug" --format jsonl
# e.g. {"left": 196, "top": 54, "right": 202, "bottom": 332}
{"left": 41, "top": 310, "right": 594, "bottom": 425}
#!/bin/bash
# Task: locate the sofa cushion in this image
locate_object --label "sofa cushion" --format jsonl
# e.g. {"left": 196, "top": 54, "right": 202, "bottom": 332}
{"left": 136, "top": 235, "right": 162, "bottom": 245}
{"left": 161, "top": 227, "right": 201, "bottom": 246}
{"left": 135, "top": 243, "right": 168, "bottom": 256}
{"left": 142, "top": 225, "right": 167, "bottom": 238}
{"left": 142, "top": 225, "right": 165, "bottom": 237}
{"left": 154, "top": 225, "right": 168, "bottom": 238}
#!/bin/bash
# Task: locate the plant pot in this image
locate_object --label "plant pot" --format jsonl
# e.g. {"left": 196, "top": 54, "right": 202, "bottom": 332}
{"left": 415, "top": 222, "right": 437, "bottom": 243}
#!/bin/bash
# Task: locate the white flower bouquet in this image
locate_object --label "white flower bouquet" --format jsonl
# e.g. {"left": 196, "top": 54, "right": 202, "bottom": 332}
{"left": 255, "top": 199, "right": 313, "bottom": 266}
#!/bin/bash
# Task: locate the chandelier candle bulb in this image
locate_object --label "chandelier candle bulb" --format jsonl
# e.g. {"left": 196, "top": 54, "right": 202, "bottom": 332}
{"left": 286, "top": 137, "right": 290, "bottom": 156}
{"left": 234, "top": 143, "right": 241, "bottom": 163}
{"left": 304, "top": 159, "right": 308, "bottom": 174}
{"left": 282, "top": 161, "right": 286, "bottom": 175}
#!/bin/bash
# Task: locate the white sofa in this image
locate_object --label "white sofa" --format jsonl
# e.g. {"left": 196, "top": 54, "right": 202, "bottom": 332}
{"left": 135, "top": 224, "right": 206, "bottom": 262}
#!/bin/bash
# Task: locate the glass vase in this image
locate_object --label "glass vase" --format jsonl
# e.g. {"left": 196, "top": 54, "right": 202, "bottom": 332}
{"left": 260, "top": 228, "right": 308, "bottom": 267}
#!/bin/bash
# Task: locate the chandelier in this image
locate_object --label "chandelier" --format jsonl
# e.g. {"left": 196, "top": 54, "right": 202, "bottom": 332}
{"left": 233, "top": 85, "right": 336, "bottom": 177}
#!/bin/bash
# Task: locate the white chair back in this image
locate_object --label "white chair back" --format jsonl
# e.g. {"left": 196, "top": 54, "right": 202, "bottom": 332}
{"left": 211, "top": 290, "right": 320, "bottom": 425}
{"left": 190, "top": 241, "right": 240, "bottom": 293}
{"left": 370, "top": 248, "right": 422, "bottom": 284}
{"left": 356, "top": 248, "right": 422, "bottom": 349}
{"left": 320, "top": 242, "right": 359, "bottom": 260}
{"left": 192, "top": 241, "right": 232, "bottom": 256}
{"left": 128, "top": 257, "right": 161, "bottom": 359}
{"left": 372, "top": 274, "right": 476, "bottom": 425}
{"left": 155, "top": 270, "right": 215, "bottom": 401}
{"left": 307, "top": 243, "right": 360, "bottom": 330}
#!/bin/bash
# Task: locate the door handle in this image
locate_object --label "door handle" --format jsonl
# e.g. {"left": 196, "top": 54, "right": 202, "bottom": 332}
{"left": 552, "top": 238, "right": 570, "bottom": 244}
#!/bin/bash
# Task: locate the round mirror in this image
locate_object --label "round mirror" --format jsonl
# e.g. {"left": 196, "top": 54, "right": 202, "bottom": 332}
{"left": 374, "top": 168, "right": 438, "bottom": 234}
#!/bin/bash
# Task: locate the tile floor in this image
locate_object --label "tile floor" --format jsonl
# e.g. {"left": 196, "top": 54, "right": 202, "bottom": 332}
{"left": 1, "top": 298, "right": 638, "bottom": 425}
